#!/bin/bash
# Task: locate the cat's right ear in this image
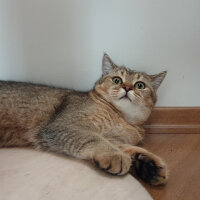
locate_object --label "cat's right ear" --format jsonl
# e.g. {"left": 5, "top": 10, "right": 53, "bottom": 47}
{"left": 102, "top": 53, "right": 115, "bottom": 76}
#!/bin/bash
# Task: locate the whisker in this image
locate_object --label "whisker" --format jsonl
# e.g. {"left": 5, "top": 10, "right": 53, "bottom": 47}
{"left": 133, "top": 93, "right": 143, "bottom": 101}
{"left": 131, "top": 93, "right": 143, "bottom": 104}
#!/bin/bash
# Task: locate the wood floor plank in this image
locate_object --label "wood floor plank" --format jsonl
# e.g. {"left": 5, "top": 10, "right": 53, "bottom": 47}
{"left": 139, "top": 134, "right": 200, "bottom": 200}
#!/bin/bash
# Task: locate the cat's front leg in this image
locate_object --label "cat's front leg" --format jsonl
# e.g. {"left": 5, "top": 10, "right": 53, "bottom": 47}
{"left": 36, "top": 126, "right": 131, "bottom": 176}
{"left": 118, "top": 144, "right": 168, "bottom": 185}
{"left": 91, "top": 144, "right": 132, "bottom": 175}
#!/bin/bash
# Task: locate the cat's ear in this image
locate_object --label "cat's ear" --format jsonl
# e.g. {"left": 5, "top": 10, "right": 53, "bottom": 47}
{"left": 150, "top": 71, "right": 167, "bottom": 90}
{"left": 102, "top": 53, "right": 116, "bottom": 75}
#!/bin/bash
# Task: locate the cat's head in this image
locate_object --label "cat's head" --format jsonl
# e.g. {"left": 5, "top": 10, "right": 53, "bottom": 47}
{"left": 94, "top": 54, "right": 167, "bottom": 124}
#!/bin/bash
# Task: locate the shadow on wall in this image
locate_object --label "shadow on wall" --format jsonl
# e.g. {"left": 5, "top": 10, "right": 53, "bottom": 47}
{"left": 0, "top": 0, "right": 100, "bottom": 90}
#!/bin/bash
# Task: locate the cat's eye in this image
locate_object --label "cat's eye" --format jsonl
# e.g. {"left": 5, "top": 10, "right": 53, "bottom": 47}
{"left": 112, "top": 77, "right": 122, "bottom": 85}
{"left": 134, "top": 82, "right": 145, "bottom": 89}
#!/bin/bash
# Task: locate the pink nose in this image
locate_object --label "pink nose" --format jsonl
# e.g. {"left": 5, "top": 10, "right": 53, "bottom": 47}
{"left": 123, "top": 85, "right": 132, "bottom": 92}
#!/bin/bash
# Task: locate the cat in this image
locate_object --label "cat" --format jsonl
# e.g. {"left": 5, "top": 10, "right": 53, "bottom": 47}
{"left": 0, "top": 54, "right": 168, "bottom": 185}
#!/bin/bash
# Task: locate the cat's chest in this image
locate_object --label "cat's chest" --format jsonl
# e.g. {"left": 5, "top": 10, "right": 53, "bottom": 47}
{"left": 90, "top": 111, "right": 143, "bottom": 145}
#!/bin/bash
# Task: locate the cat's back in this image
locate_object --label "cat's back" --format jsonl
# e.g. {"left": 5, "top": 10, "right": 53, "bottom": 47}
{"left": 0, "top": 81, "right": 68, "bottom": 115}
{"left": 0, "top": 81, "right": 69, "bottom": 147}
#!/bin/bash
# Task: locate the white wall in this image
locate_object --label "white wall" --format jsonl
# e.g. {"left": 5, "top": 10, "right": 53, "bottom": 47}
{"left": 0, "top": 0, "right": 200, "bottom": 106}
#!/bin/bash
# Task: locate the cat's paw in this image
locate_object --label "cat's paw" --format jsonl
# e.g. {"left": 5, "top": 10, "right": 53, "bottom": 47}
{"left": 93, "top": 151, "right": 131, "bottom": 176}
{"left": 131, "top": 152, "right": 168, "bottom": 185}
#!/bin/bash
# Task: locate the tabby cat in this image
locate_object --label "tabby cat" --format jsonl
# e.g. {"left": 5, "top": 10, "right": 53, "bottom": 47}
{"left": 0, "top": 54, "right": 168, "bottom": 185}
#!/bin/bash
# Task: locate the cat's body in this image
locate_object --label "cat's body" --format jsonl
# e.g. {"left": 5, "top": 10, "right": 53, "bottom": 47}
{"left": 0, "top": 54, "right": 168, "bottom": 185}
{"left": 0, "top": 81, "right": 144, "bottom": 148}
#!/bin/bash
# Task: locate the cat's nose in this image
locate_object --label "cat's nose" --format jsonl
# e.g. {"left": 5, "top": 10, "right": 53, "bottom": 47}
{"left": 123, "top": 85, "right": 132, "bottom": 92}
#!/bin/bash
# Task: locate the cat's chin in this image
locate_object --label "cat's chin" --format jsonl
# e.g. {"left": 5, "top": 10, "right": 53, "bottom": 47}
{"left": 119, "top": 95, "right": 132, "bottom": 102}
{"left": 112, "top": 98, "right": 151, "bottom": 124}
{"left": 112, "top": 99, "right": 135, "bottom": 115}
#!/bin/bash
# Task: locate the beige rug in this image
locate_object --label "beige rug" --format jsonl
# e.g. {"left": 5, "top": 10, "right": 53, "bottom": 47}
{"left": 0, "top": 148, "right": 153, "bottom": 200}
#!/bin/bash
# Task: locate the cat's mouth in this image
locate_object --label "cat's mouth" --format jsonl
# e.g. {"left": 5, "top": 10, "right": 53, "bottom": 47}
{"left": 119, "top": 93, "right": 131, "bottom": 102}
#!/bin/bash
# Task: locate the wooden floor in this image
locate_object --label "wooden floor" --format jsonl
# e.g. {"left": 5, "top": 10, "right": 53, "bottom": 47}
{"left": 139, "top": 134, "right": 200, "bottom": 200}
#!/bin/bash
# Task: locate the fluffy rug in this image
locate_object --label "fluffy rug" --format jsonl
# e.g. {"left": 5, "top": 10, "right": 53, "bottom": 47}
{"left": 0, "top": 148, "right": 153, "bottom": 200}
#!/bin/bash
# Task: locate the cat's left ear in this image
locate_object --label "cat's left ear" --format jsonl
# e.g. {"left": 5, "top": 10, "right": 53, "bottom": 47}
{"left": 102, "top": 53, "right": 116, "bottom": 76}
{"left": 150, "top": 71, "right": 167, "bottom": 90}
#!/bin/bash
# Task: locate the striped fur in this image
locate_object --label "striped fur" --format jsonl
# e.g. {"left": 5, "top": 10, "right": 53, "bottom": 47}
{"left": 0, "top": 54, "right": 168, "bottom": 185}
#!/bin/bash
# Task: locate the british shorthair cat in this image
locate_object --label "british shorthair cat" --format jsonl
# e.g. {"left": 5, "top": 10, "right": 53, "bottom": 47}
{"left": 0, "top": 54, "right": 168, "bottom": 185}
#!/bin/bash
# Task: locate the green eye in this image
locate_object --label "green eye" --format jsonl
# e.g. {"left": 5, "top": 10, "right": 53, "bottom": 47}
{"left": 135, "top": 82, "right": 145, "bottom": 89}
{"left": 112, "top": 77, "right": 122, "bottom": 85}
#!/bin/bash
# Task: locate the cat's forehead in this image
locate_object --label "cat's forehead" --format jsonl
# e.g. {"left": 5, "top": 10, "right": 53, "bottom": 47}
{"left": 113, "top": 67, "right": 149, "bottom": 82}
